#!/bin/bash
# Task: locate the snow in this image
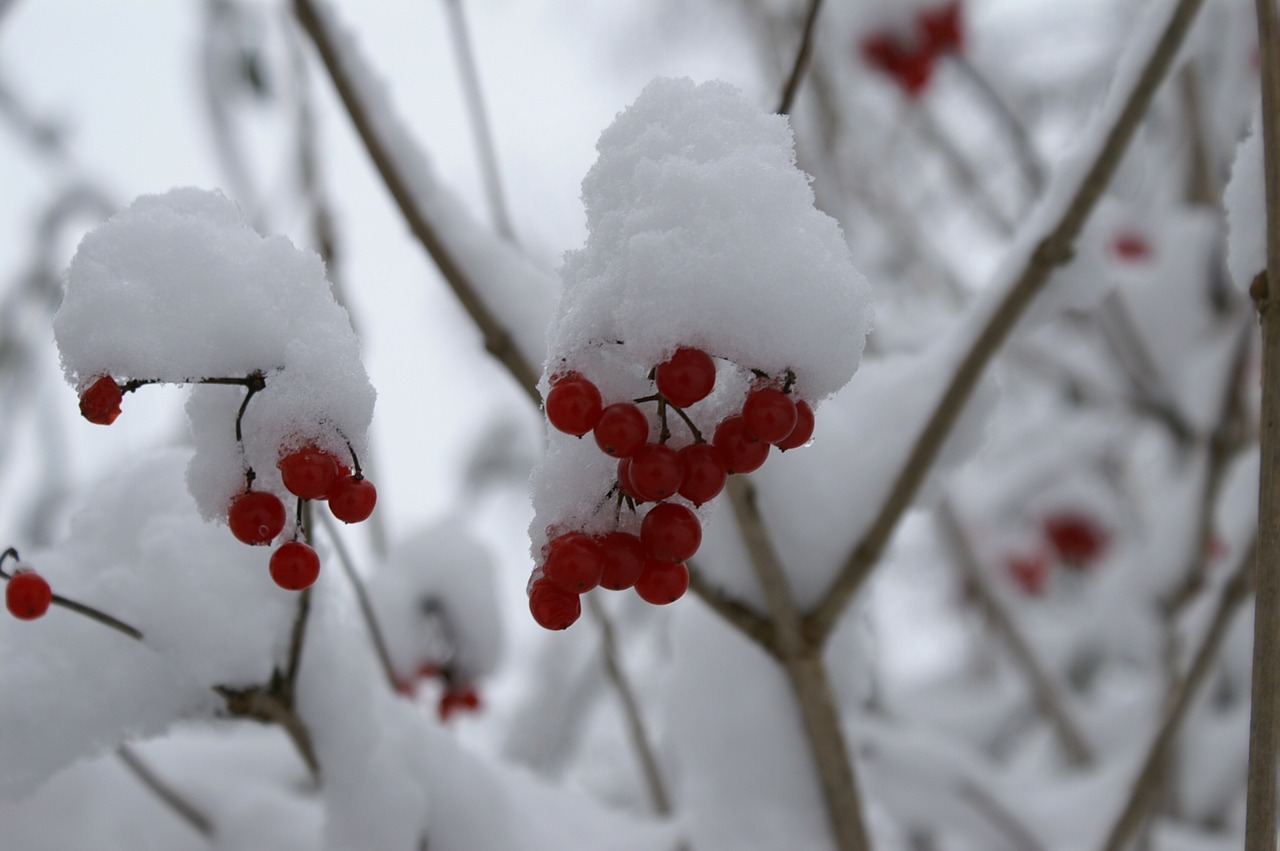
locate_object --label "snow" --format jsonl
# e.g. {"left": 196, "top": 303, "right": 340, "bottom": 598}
{"left": 1226, "top": 112, "right": 1264, "bottom": 293}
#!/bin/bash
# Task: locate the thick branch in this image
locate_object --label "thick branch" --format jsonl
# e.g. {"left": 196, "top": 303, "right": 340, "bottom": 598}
{"left": 292, "top": 0, "right": 541, "bottom": 403}
{"left": 215, "top": 685, "right": 321, "bottom": 780}
{"left": 1247, "top": 0, "right": 1280, "bottom": 845}
{"left": 937, "top": 500, "right": 1095, "bottom": 766}
{"left": 1100, "top": 540, "right": 1254, "bottom": 851}
{"left": 806, "top": 0, "right": 1208, "bottom": 646}
{"left": 726, "top": 476, "right": 870, "bottom": 851}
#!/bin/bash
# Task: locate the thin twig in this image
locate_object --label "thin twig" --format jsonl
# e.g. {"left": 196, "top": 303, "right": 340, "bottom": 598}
{"left": 950, "top": 54, "right": 1045, "bottom": 195}
{"left": 1246, "top": 0, "right": 1280, "bottom": 845}
{"left": 776, "top": 0, "right": 824, "bottom": 115}
{"left": 442, "top": 0, "right": 516, "bottom": 241}
{"left": 0, "top": 549, "right": 145, "bottom": 641}
{"left": 955, "top": 776, "right": 1047, "bottom": 851}
{"left": 726, "top": 476, "right": 870, "bottom": 851}
{"left": 292, "top": 0, "right": 541, "bottom": 403}
{"left": 937, "top": 500, "right": 1095, "bottom": 766}
{"left": 117, "top": 743, "right": 215, "bottom": 839}
{"left": 584, "top": 593, "right": 672, "bottom": 816}
{"left": 316, "top": 509, "right": 398, "bottom": 692}
{"left": 1100, "top": 539, "right": 1255, "bottom": 851}
{"left": 911, "top": 104, "right": 1016, "bottom": 237}
{"left": 806, "top": 0, "right": 1209, "bottom": 646}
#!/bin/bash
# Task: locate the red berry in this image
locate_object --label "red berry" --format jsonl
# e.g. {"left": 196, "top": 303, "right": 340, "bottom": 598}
{"left": 543, "top": 531, "right": 603, "bottom": 593}
{"left": 919, "top": 1, "right": 963, "bottom": 53}
{"left": 227, "top": 490, "right": 287, "bottom": 545}
{"left": 775, "top": 401, "right": 815, "bottom": 451}
{"left": 634, "top": 559, "right": 689, "bottom": 605}
{"left": 860, "top": 33, "right": 901, "bottom": 74}
{"left": 594, "top": 403, "right": 649, "bottom": 458}
{"left": 713, "top": 416, "right": 770, "bottom": 474}
{"left": 6, "top": 570, "right": 52, "bottom": 620}
{"left": 859, "top": 33, "right": 935, "bottom": 97}
{"left": 1006, "top": 552, "right": 1050, "bottom": 596}
{"left": 743, "top": 387, "right": 798, "bottom": 444}
{"left": 278, "top": 445, "right": 341, "bottom": 500}
{"left": 896, "top": 46, "right": 935, "bottom": 97}
{"left": 655, "top": 347, "right": 717, "bottom": 408}
{"left": 617, "top": 458, "right": 647, "bottom": 504}
{"left": 269, "top": 541, "right": 321, "bottom": 590}
{"left": 628, "top": 443, "right": 683, "bottom": 501}
{"left": 1044, "top": 513, "right": 1108, "bottom": 567}
{"left": 641, "top": 502, "right": 702, "bottom": 563}
{"left": 79, "top": 375, "right": 123, "bottom": 426}
{"left": 677, "top": 443, "right": 727, "bottom": 506}
{"left": 438, "top": 684, "right": 482, "bottom": 720}
{"left": 1111, "top": 231, "right": 1152, "bottom": 262}
{"left": 546, "top": 374, "right": 603, "bottom": 437}
{"left": 529, "top": 577, "right": 582, "bottom": 630}
{"left": 329, "top": 475, "right": 377, "bottom": 523}
{"left": 598, "top": 531, "right": 646, "bottom": 591}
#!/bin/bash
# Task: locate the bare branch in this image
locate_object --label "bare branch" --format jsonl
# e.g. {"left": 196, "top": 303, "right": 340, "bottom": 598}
{"left": 117, "top": 743, "right": 215, "bottom": 839}
{"left": 776, "top": 0, "right": 824, "bottom": 115}
{"left": 949, "top": 54, "right": 1045, "bottom": 196}
{"left": 316, "top": 509, "right": 398, "bottom": 693}
{"left": 686, "top": 560, "right": 778, "bottom": 657}
{"left": 806, "top": 0, "right": 1210, "bottom": 646}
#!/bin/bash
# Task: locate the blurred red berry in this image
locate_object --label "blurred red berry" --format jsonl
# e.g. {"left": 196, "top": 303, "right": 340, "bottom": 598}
{"left": 79, "top": 375, "right": 123, "bottom": 425}
{"left": 6, "top": 570, "right": 52, "bottom": 620}
{"left": 1044, "top": 513, "right": 1108, "bottom": 567}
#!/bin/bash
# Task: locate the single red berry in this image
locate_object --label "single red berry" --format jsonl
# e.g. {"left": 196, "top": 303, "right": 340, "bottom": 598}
{"left": 677, "top": 443, "right": 727, "bottom": 506}
{"left": 438, "top": 684, "right": 482, "bottom": 721}
{"left": 329, "top": 475, "right": 377, "bottom": 523}
{"left": 78, "top": 375, "right": 124, "bottom": 426}
{"left": 713, "top": 416, "right": 770, "bottom": 474}
{"left": 269, "top": 541, "right": 321, "bottom": 590}
{"left": 919, "top": 1, "right": 963, "bottom": 53}
{"left": 1111, "top": 231, "right": 1152, "bottom": 262}
{"left": 529, "top": 577, "right": 582, "bottom": 630}
{"left": 617, "top": 458, "right": 647, "bottom": 504}
{"left": 416, "top": 659, "right": 443, "bottom": 680}
{"left": 1005, "top": 552, "right": 1050, "bottom": 596}
{"left": 598, "top": 531, "right": 647, "bottom": 591}
{"left": 628, "top": 443, "right": 683, "bottom": 501}
{"left": 775, "top": 401, "right": 815, "bottom": 451}
{"left": 543, "top": 531, "right": 603, "bottom": 593}
{"left": 634, "top": 559, "right": 690, "bottom": 605}
{"left": 743, "top": 387, "right": 798, "bottom": 444}
{"left": 641, "top": 502, "right": 702, "bottom": 563}
{"left": 1043, "top": 513, "right": 1108, "bottom": 567}
{"left": 6, "top": 570, "right": 52, "bottom": 620}
{"left": 655, "top": 347, "right": 717, "bottom": 408}
{"left": 227, "top": 490, "right": 287, "bottom": 545}
{"left": 896, "top": 46, "right": 935, "bottom": 97}
{"left": 860, "top": 33, "right": 901, "bottom": 74}
{"left": 546, "top": 373, "right": 603, "bottom": 437}
{"left": 594, "top": 403, "right": 649, "bottom": 458}
{"left": 278, "top": 445, "right": 341, "bottom": 500}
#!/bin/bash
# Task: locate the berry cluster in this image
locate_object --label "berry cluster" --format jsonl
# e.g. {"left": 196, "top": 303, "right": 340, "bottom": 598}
{"left": 76, "top": 373, "right": 377, "bottom": 592}
{"left": 531, "top": 347, "right": 815, "bottom": 630}
{"left": 394, "top": 660, "right": 483, "bottom": 722}
{"left": 1003, "top": 511, "right": 1110, "bottom": 596}
{"left": 859, "top": 1, "right": 964, "bottom": 98}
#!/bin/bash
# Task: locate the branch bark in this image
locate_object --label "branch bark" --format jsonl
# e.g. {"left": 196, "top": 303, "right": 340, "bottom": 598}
{"left": 316, "top": 509, "right": 398, "bottom": 693}
{"left": 117, "top": 743, "right": 215, "bottom": 839}
{"left": 776, "top": 0, "right": 823, "bottom": 115}
{"left": 805, "top": 0, "right": 1209, "bottom": 646}
{"left": 1246, "top": 0, "right": 1280, "bottom": 845}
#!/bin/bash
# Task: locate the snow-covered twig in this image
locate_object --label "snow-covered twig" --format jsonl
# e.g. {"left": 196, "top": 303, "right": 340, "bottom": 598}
{"left": 584, "top": 593, "right": 672, "bottom": 817}
{"left": 936, "top": 500, "right": 1095, "bottom": 766}
{"left": 950, "top": 53, "right": 1045, "bottom": 196}
{"left": 442, "top": 0, "right": 516, "bottom": 242}
{"left": 725, "top": 476, "right": 870, "bottom": 851}
{"left": 1100, "top": 538, "right": 1254, "bottom": 851}
{"left": 806, "top": 0, "right": 1210, "bottom": 647}
{"left": 316, "top": 509, "right": 398, "bottom": 692}
{"left": 116, "top": 743, "right": 215, "bottom": 839}
{"left": 1246, "top": 0, "right": 1280, "bottom": 845}
{"left": 776, "top": 0, "right": 824, "bottom": 115}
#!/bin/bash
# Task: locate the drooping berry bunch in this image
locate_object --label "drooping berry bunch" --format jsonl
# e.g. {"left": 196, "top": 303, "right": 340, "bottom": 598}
{"left": 76, "top": 372, "right": 376, "bottom": 591}
{"left": 858, "top": 1, "right": 964, "bottom": 98}
{"left": 530, "top": 346, "right": 816, "bottom": 630}
{"left": 395, "top": 660, "right": 484, "bottom": 722}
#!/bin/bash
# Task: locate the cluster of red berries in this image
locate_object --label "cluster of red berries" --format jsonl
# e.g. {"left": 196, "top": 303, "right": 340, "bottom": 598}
{"left": 530, "top": 346, "right": 815, "bottom": 630}
{"left": 859, "top": 1, "right": 963, "bottom": 98}
{"left": 395, "top": 661, "right": 483, "bottom": 721}
{"left": 76, "top": 373, "right": 376, "bottom": 592}
{"left": 1003, "top": 512, "right": 1110, "bottom": 595}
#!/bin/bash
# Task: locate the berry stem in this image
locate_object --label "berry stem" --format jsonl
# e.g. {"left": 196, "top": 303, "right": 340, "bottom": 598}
{"left": 666, "top": 402, "right": 705, "bottom": 443}
{"left": 656, "top": 396, "right": 671, "bottom": 444}
{"left": 343, "top": 438, "right": 364, "bottom": 477}
{"left": 1, "top": 547, "right": 144, "bottom": 641}
{"left": 229, "top": 371, "right": 267, "bottom": 444}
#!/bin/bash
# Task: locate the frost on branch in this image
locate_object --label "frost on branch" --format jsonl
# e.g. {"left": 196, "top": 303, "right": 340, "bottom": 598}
{"left": 530, "top": 78, "right": 871, "bottom": 586}
{"left": 52, "top": 187, "right": 375, "bottom": 524}
{"left": 1226, "top": 113, "right": 1264, "bottom": 293}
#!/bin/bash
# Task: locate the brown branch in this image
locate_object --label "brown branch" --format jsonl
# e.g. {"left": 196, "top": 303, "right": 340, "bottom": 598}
{"left": 950, "top": 53, "right": 1045, "bottom": 196}
{"left": 937, "top": 500, "right": 1095, "bottom": 766}
{"left": 726, "top": 476, "right": 870, "bottom": 851}
{"left": 1100, "top": 540, "right": 1254, "bottom": 851}
{"left": 316, "top": 509, "right": 398, "bottom": 693}
{"left": 584, "top": 593, "right": 672, "bottom": 816}
{"left": 1247, "top": 0, "right": 1280, "bottom": 846}
{"left": 686, "top": 560, "right": 779, "bottom": 657}
{"left": 116, "top": 743, "right": 215, "bottom": 839}
{"left": 215, "top": 684, "right": 321, "bottom": 780}
{"left": 955, "top": 777, "right": 1047, "bottom": 851}
{"left": 0, "top": 550, "right": 145, "bottom": 642}
{"left": 805, "top": 0, "right": 1209, "bottom": 646}
{"left": 776, "top": 0, "right": 823, "bottom": 115}
{"left": 292, "top": 0, "right": 541, "bottom": 404}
